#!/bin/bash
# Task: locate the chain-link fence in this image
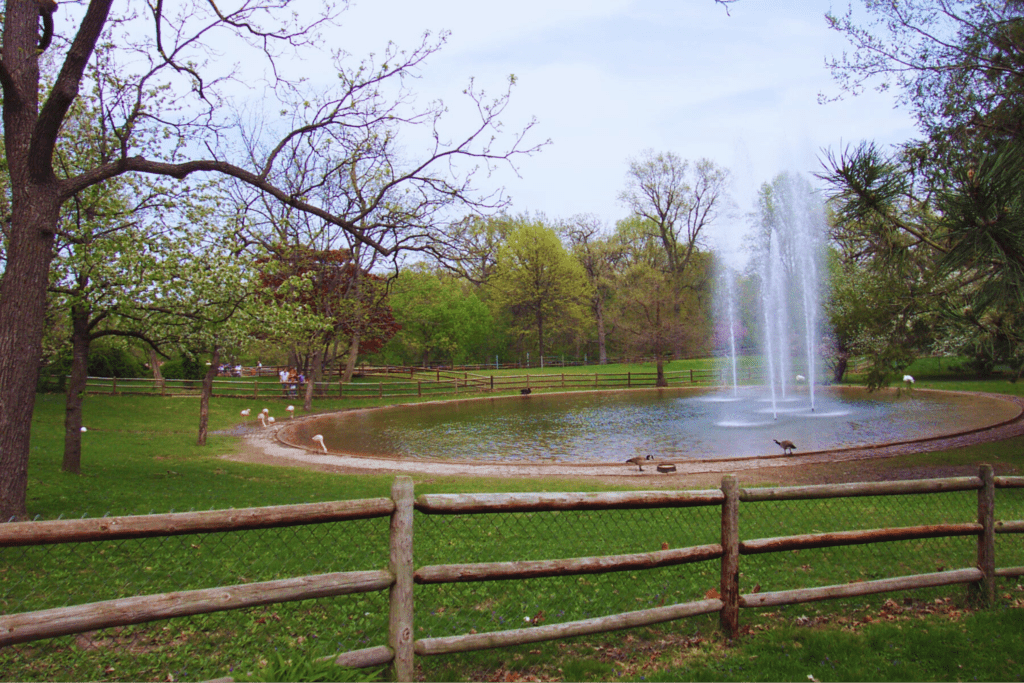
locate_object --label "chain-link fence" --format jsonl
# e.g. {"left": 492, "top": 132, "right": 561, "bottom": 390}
{"left": 2, "top": 472, "right": 1022, "bottom": 682}
{"left": 0, "top": 512, "right": 391, "bottom": 681}
{"left": 413, "top": 504, "right": 722, "bottom": 642}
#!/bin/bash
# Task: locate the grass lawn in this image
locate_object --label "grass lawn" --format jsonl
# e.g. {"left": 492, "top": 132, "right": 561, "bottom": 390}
{"left": 6, "top": 368, "right": 1024, "bottom": 681}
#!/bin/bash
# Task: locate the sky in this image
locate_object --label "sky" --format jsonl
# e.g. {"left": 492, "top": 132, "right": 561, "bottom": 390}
{"left": 330, "top": 0, "right": 918, "bottom": 265}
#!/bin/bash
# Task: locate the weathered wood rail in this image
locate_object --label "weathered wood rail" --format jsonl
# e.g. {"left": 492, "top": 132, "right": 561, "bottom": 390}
{"left": 66, "top": 367, "right": 734, "bottom": 400}
{"left": 1, "top": 467, "right": 1022, "bottom": 682}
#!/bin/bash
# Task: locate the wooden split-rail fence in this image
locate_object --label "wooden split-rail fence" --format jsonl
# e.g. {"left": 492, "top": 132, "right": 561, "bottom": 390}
{"left": 0, "top": 466, "right": 1020, "bottom": 682}
{"left": 57, "top": 366, "right": 743, "bottom": 400}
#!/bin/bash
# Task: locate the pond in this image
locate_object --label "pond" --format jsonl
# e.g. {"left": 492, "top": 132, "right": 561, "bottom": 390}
{"left": 290, "top": 387, "right": 1018, "bottom": 463}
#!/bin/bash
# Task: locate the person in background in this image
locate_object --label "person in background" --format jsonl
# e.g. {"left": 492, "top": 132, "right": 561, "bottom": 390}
{"left": 288, "top": 368, "right": 298, "bottom": 397}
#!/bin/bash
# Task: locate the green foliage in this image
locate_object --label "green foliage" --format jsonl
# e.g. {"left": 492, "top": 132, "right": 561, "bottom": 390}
{"left": 159, "top": 353, "right": 208, "bottom": 380}
{"left": 489, "top": 218, "right": 591, "bottom": 358}
{"left": 822, "top": 2, "right": 1024, "bottom": 384}
{"left": 384, "top": 267, "right": 498, "bottom": 365}
{"left": 88, "top": 344, "right": 146, "bottom": 378}
{"left": 41, "top": 343, "right": 146, "bottom": 379}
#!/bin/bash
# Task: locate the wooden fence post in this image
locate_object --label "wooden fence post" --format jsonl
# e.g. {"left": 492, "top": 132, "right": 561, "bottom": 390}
{"left": 976, "top": 464, "right": 996, "bottom": 606}
{"left": 720, "top": 475, "right": 740, "bottom": 638}
{"left": 389, "top": 476, "right": 415, "bottom": 682}
{"left": 690, "top": 369, "right": 694, "bottom": 383}
{"left": 418, "top": 381, "right": 422, "bottom": 398}
{"left": 111, "top": 377, "right": 117, "bottom": 395}
{"left": 627, "top": 372, "right": 631, "bottom": 388}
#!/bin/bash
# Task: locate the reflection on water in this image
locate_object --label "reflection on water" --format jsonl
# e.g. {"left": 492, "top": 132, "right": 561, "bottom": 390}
{"left": 295, "top": 387, "right": 1014, "bottom": 463}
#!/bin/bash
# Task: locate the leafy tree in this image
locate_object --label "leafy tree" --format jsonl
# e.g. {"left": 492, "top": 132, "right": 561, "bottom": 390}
{"left": 488, "top": 218, "right": 590, "bottom": 365}
{"left": 257, "top": 245, "right": 399, "bottom": 407}
{"left": 825, "top": 1, "right": 1024, "bottom": 161}
{"left": 822, "top": 1, "right": 1024, "bottom": 380}
{"left": 619, "top": 150, "right": 731, "bottom": 276}
{"left": 0, "top": 2, "right": 542, "bottom": 519}
{"left": 385, "top": 267, "right": 494, "bottom": 367}
{"left": 565, "top": 214, "right": 625, "bottom": 365}
{"left": 610, "top": 264, "right": 685, "bottom": 386}
{"left": 46, "top": 94, "right": 223, "bottom": 471}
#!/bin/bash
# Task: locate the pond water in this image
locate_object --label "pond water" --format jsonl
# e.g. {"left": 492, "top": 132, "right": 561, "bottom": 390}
{"left": 292, "top": 387, "right": 1017, "bottom": 463}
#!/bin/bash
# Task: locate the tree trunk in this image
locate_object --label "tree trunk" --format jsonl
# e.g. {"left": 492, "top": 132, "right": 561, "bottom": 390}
{"left": 197, "top": 346, "right": 220, "bottom": 446}
{"left": 537, "top": 309, "right": 545, "bottom": 369}
{"left": 149, "top": 347, "right": 164, "bottom": 391}
{"left": 595, "top": 296, "right": 608, "bottom": 365}
{"left": 833, "top": 356, "right": 849, "bottom": 385}
{"left": 342, "top": 332, "right": 361, "bottom": 383}
{"left": 0, "top": 191, "right": 61, "bottom": 520}
{"left": 304, "top": 348, "right": 321, "bottom": 411}
{"left": 62, "top": 305, "right": 91, "bottom": 475}
{"left": 0, "top": 0, "right": 115, "bottom": 521}
{"left": 655, "top": 301, "right": 668, "bottom": 387}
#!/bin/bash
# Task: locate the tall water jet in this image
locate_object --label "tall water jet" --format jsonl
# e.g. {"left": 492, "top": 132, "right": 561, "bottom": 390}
{"left": 758, "top": 172, "right": 826, "bottom": 411}
{"left": 716, "top": 172, "right": 827, "bottom": 416}
{"left": 717, "top": 266, "right": 741, "bottom": 396}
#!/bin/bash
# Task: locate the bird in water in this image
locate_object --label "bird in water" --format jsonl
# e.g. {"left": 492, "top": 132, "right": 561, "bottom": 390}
{"left": 626, "top": 455, "right": 654, "bottom": 471}
{"left": 774, "top": 439, "right": 796, "bottom": 455}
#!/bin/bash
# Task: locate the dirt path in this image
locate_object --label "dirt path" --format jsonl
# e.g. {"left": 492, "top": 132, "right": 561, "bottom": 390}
{"left": 222, "top": 391, "right": 1024, "bottom": 488}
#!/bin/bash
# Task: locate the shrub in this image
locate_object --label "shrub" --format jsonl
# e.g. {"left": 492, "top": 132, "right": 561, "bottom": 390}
{"left": 160, "top": 354, "right": 208, "bottom": 380}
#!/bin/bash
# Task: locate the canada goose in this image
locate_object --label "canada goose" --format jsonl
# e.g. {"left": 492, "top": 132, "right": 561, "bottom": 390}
{"left": 520, "top": 388, "right": 532, "bottom": 395}
{"left": 626, "top": 454, "right": 654, "bottom": 471}
{"left": 774, "top": 439, "right": 796, "bottom": 455}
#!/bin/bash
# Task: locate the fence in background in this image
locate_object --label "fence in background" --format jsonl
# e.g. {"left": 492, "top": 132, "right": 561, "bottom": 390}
{"left": 40, "top": 364, "right": 766, "bottom": 400}
{"left": 2, "top": 467, "right": 1022, "bottom": 681}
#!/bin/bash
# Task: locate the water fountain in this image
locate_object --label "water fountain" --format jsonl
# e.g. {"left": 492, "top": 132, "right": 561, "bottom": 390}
{"left": 278, "top": 173, "right": 1021, "bottom": 468}
{"left": 717, "top": 172, "right": 826, "bottom": 422}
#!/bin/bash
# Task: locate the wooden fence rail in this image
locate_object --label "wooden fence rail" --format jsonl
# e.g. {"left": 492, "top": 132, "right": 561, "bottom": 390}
{"left": 62, "top": 367, "right": 738, "bottom": 400}
{"left": 1, "top": 466, "right": 1021, "bottom": 682}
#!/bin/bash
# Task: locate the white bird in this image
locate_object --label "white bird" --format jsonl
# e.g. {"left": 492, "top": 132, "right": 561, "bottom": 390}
{"left": 80, "top": 426, "right": 87, "bottom": 433}
{"left": 240, "top": 408, "right": 251, "bottom": 417}
{"left": 258, "top": 413, "right": 267, "bottom": 427}
{"left": 311, "top": 434, "right": 327, "bottom": 453}
{"left": 262, "top": 408, "right": 269, "bottom": 415}
{"left": 903, "top": 374, "right": 915, "bottom": 384}
{"left": 795, "top": 374, "right": 806, "bottom": 382}
{"left": 267, "top": 416, "right": 275, "bottom": 424}
{"left": 286, "top": 405, "right": 295, "bottom": 418}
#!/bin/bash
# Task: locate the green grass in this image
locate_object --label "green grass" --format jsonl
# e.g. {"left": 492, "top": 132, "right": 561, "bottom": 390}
{"left": 6, "top": 368, "right": 1024, "bottom": 681}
